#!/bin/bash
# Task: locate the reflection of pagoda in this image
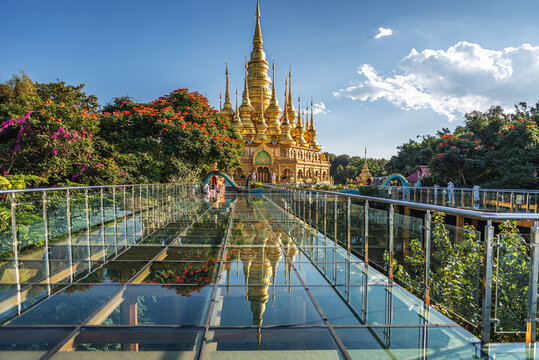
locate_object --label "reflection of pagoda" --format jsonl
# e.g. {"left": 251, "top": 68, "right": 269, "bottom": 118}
{"left": 231, "top": 204, "right": 284, "bottom": 345}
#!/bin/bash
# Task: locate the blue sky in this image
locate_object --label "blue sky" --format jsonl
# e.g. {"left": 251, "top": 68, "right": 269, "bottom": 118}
{"left": 2, "top": 0, "right": 539, "bottom": 159}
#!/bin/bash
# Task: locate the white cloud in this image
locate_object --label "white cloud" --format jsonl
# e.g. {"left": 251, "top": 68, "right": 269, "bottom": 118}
{"left": 374, "top": 27, "right": 393, "bottom": 39}
{"left": 333, "top": 42, "right": 539, "bottom": 120}
{"left": 312, "top": 101, "right": 328, "bottom": 115}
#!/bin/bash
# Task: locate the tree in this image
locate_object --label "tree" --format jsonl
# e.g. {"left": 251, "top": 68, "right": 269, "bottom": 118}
{"left": 0, "top": 74, "right": 122, "bottom": 185}
{"left": 387, "top": 135, "right": 434, "bottom": 176}
{"left": 99, "top": 89, "right": 242, "bottom": 183}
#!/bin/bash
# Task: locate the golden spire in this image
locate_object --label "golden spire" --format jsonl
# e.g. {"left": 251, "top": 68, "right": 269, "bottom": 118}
{"left": 248, "top": 0, "right": 271, "bottom": 113}
{"left": 240, "top": 61, "right": 256, "bottom": 142}
{"left": 295, "top": 96, "right": 308, "bottom": 147}
{"left": 253, "top": 0, "right": 262, "bottom": 51}
{"left": 286, "top": 67, "right": 297, "bottom": 126}
{"left": 254, "top": 91, "right": 268, "bottom": 143}
{"left": 279, "top": 78, "right": 295, "bottom": 145}
{"left": 309, "top": 98, "right": 320, "bottom": 150}
{"left": 232, "top": 87, "right": 244, "bottom": 139}
{"left": 221, "top": 64, "right": 235, "bottom": 121}
{"left": 266, "top": 60, "right": 282, "bottom": 142}
{"left": 304, "top": 105, "right": 311, "bottom": 144}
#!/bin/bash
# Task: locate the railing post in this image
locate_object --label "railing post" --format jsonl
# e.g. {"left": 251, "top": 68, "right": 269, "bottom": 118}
{"left": 526, "top": 221, "right": 539, "bottom": 343}
{"left": 131, "top": 186, "right": 136, "bottom": 243}
{"left": 364, "top": 200, "right": 369, "bottom": 265}
{"left": 66, "top": 189, "right": 74, "bottom": 282}
{"left": 423, "top": 211, "right": 431, "bottom": 305}
{"left": 112, "top": 187, "right": 118, "bottom": 254}
{"left": 303, "top": 190, "right": 307, "bottom": 245}
{"left": 481, "top": 219, "right": 495, "bottom": 343}
{"left": 323, "top": 193, "right": 327, "bottom": 240}
{"left": 146, "top": 185, "right": 150, "bottom": 234}
{"left": 315, "top": 192, "right": 319, "bottom": 260}
{"left": 347, "top": 197, "right": 351, "bottom": 252}
{"left": 334, "top": 194, "right": 338, "bottom": 243}
{"left": 10, "top": 193, "right": 21, "bottom": 313}
{"left": 100, "top": 188, "right": 106, "bottom": 261}
{"left": 42, "top": 192, "right": 51, "bottom": 291}
{"left": 123, "top": 187, "right": 128, "bottom": 246}
{"left": 84, "top": 189, "right": 91, "bottom": 271}
{"left": 388, "top": 204, "right": 394, "bottom": 281}
{"left": 495, "top": 192, "right": 499, "bottom": 212}
{"left": 510, "top": 192, "right": 514, "bottom": 213}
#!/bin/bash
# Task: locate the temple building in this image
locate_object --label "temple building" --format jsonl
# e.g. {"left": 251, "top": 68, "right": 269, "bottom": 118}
{"left": 354, "top": 148, "right": 374, "bottom": 185}
{"left": 220, "top": 0, "right": 331, "bottom": 186}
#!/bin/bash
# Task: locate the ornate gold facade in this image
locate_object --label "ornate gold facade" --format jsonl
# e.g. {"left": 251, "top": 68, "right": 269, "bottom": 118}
{"left": 221, "top": 0, "right": 331, "bottom": 186}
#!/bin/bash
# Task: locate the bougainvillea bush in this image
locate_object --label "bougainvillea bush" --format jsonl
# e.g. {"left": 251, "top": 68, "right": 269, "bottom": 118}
{"left": 99, "top": 89, "right": 242, "bottom": 184}
{"left": 0, "top": 75, "right": 122, "bottom": 185}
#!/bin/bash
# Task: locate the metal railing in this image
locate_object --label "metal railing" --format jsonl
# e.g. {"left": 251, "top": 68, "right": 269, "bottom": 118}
{"left": 0, "top": 183, "right": 200, "bottom": 319}
{"left": 263, "top": 184, "right": 539, "bottom": 343}
{"left": 373, "top": 185, "right": 539, "bottom": 213}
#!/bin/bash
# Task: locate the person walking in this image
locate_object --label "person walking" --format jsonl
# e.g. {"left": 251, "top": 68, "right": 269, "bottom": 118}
{"left": 447, "top": 181, "right": 455, "bottom": 206}
{"left": 472, "top": 184, "right": 481, "bottom": 209}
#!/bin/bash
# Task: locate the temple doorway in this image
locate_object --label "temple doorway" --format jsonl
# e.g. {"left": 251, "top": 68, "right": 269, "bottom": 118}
{"left": 257, "top": 167, "right": 270, "bottom": 183}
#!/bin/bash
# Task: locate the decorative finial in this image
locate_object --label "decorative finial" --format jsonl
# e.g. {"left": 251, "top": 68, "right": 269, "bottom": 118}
{"left": 225, "top": 63, "right": 231, "bottom": 103}
{"left": 272, "top": 58, "right": 276, "bottom": 92}
{"left": 288, "top": 66, "right": 292, "bottom": 100}
{"left": 310, "top": 98, "right": 314, "bottom": 128}
{"left": 253, "top": 0, "right": 263, "bottom": 50}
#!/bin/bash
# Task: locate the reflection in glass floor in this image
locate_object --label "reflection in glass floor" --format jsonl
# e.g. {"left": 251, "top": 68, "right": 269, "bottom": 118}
{"left": 0, "top": 194, "right": 486, "bottom": 359}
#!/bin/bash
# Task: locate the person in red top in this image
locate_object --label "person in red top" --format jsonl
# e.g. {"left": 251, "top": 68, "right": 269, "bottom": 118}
{"left": 211, "top": 176, "right": 217, "bottom": 190}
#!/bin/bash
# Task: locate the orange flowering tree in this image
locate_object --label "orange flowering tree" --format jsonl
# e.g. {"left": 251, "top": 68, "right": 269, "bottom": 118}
{"left": 390, "top": 103, "right": 538, "bottom": 188}
{"left": 99, "top": 89, "right": 242, "bottom": 183}
{"left": 429, "top": 132, "right": 486, "bottom": 186}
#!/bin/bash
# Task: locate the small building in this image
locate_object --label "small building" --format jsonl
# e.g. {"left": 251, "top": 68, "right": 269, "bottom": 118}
{"left": 407, "top": 166, "right": 431, "bottom": 186}
{"left": 354, "top": 160, "right": 374, "bottom": 185}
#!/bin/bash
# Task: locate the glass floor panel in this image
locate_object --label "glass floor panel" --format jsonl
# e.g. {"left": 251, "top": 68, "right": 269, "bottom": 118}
{"left": 0, "top": 193, "right": 483, "bottom": 358}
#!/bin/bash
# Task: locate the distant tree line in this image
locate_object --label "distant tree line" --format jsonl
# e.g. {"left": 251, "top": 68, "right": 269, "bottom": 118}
{"left": 329, "top": 103, "right": 539, "bottom": 189}
{"left": 327, "top": 153, "right": 388, "bottom": 184}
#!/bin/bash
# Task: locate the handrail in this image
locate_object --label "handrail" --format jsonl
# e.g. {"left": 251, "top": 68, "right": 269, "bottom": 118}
{"left": 378, "top": 184, "right": 539, "bottom": 193}
{"left": 0, "top": 182, "right": 201, "bottom": 194}
{"left": 264, "top": 184, "right": 539, "bottom": 221}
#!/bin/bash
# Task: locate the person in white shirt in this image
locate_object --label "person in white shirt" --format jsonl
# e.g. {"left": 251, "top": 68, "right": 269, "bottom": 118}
{"left": 472, "top": 185, "right": 481, "bottom": 209}
{"left": 447, "top": 181, "right": 455, "bottom": 206}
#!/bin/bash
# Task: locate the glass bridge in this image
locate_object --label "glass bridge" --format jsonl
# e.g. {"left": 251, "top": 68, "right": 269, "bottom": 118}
{"left": 0, "top": 184, "right": 538, "bottom": 359}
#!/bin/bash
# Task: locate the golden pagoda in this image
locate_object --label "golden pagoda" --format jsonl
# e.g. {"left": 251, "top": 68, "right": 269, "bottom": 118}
{"left": 355, "top": 148, "right": 374, "bottom": 185}
{"left": 222, "top": 0, "right": 331, "bottom": 186}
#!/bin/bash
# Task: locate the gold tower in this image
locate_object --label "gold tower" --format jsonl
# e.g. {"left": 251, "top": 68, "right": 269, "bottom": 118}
{"left": 221, "top": 0, "right": 331, "bottom": 186}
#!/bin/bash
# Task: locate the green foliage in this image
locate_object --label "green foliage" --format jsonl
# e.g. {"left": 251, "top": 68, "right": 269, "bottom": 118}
{"left": 388, "top": 103, "right": 539, "bottom": 188}
{"left": 357, "top": 185, "right": 380, "bottom": 196}
{"left": 0, "top": 73, "right": 242, "bottom": 187}
{"left": 494, "top": 220, "right": 529, "bottom": 335}
{"left": 99, "top": 89, "right": 242, "bottom": 183}
{"left": 0, "top": 175, "right": 47, "bottom": 190}
{"left": 250, "top": 181, "right": 263, "bottom": 189}
{"left": 328, "top": 153, "right": 388, "bottom": 184}
{"left": 0, "top": 74, "right": 122, "bottom": 185}
{"left": 393, "top": 212, "right": 482, "bottom": 328}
